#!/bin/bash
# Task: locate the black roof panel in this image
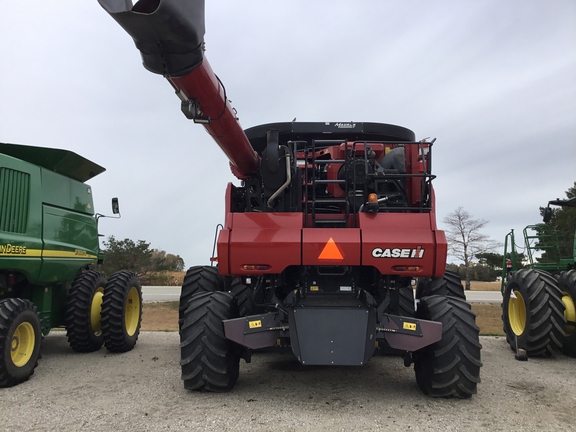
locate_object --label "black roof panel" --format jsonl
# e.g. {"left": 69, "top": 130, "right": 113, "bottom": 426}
{"left": 244, "top": 122, "right": 416, "bottom": 154}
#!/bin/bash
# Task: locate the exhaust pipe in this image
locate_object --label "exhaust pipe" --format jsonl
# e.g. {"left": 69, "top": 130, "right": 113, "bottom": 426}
{"left": 97, "top": 0, "right": 260, "bottom": 177}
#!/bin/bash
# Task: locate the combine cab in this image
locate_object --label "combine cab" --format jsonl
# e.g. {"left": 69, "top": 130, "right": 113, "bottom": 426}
{"left": 0, "top": 143, "right": 142, "bottom": 387}
{"left": 98, "top": 0, "right": 482, "bottom": 398}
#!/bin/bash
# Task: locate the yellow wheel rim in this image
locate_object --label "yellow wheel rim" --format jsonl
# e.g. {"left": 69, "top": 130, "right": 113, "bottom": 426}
{"left": 90, "top": 287, "right": 105, "bottom": 336}
{"left": 11, "top": 322, "right": 35, "bottom": 367}
{"left": 508, "top": 290, "right": 526, "bottom": 336}
{"left": 562, "top": 292, "right": 576, "bottom": 335}
{"left": 124, "top": 287, "right": 141, "bottom": 337}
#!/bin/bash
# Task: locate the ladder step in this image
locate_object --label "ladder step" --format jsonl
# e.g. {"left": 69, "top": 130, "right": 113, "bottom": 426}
{"left": 314, "top": 220, "right": 348, "bottom": 228}
{"left": 309, "top": 198, "right": 347, "bottom": 204}
{"left": 313, "top": 179, "right": 346, "bottom": 185}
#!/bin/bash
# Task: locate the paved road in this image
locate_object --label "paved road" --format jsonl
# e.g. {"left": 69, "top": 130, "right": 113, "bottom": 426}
{"left": 465, "top": 290, "right": 502, "bottom": 303}
{"left": 142, "top": 286, "right": 503, "bottom": 303}
{"left": 142, "top": 286, "right": 180, "bottom": 302}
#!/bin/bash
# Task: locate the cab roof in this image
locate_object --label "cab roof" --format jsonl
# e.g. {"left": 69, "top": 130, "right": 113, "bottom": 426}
{"left": 0, "top": 142, "right": 105, "bottom": 183}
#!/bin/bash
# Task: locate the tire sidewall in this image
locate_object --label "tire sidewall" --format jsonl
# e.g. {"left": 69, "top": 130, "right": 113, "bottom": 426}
{"left": 502, "top": 268, "right": 565, "bottom": 356}
{"left": 102, "top": 271, "right": 142, "bottom": 352}
{"left": 502, "top": 273, "right": 528, "bottom": 349}
{"left": 66, "top": 271, "right": 108, "bottom": 352}
{"left": 2, "top": 302, "right": 42, "bottom": 385}
{"left": 119, "top": 275, "right": 142, "bottom": 346}
{"left": 558, "top": 270, "right": 576, "bottom": 355}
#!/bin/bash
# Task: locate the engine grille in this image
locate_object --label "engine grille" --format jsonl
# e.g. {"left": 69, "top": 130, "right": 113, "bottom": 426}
{"left": 0, "top": 168, "right": 30, "bottom": 233}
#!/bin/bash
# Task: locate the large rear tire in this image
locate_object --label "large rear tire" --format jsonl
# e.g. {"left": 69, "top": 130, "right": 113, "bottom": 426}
{"left": 227, "top": 276, "right": 254, "bottom": 317}
{"left": 558, "top": 270, "right": 576, "bottom": 357}
{"left": 179, "top": 266, "right": 225, "bottom": 330}
{"left": 0, "top": 299, "right": 42, "bottom": 387}
{"left": 416, "top": 270, "right": 465, "bottom": 300}
{"left": 414, "top": 295, "right": 482, "bottom": 398}
{"left": 65, "top": 271, "right": 108, "bottom": 352}
{"left": 394, "top": 285, "right": 415, "bottom": 317}
{"left": 180, "top": 291, "right": 240, "bottom": 392}
{"left": 101, "top": 271, "right": 142, "bottom": 353}
{"left": 501, "top": 269, "right": 565, "bottom": 357}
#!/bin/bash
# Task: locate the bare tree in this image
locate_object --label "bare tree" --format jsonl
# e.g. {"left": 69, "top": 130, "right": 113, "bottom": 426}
{"left": 443, "top": 207, "right": 500, "bottom": 290}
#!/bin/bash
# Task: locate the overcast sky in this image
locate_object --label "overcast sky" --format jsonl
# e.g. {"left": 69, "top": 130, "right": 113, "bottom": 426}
{"left": 1, "top": 1, "right": 575, "bottom": 267}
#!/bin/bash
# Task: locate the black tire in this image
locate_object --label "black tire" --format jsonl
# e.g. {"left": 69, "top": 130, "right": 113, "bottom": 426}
{"left": 501, "top": 269, "right": 565, "bottom": 357}
{"left": 396, "top": 285, "right": 415, "bottom": 317}
{"left": 414, "top": 295, "right": 482, "bottom": 398}
{"left": 180, "top": 291, "right": 240, "bottom": 392}
{"left": 179, "top": 266, "right": 225, "bottom": 330}
{"left": 101, "top": 271, "right": 142, "bottom": 353}
{"left": 416, "top": 270, "right": 466, "bottom": 300}
{"left": 0, "top": 298, "right": 42, "bottom": 387}
{"left": 415, "top": 277, "right": 430, "bottom": 299}
{"left": 65, "top": 271, "right": 108, "bottom": 352}
{"left": 228, "top": 276, "right": 254, "bottom": 317}
{"left": 557, "top": 270, "right": 576, "bottom": 357}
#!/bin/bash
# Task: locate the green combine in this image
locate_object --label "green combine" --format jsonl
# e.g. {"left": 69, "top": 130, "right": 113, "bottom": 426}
{"left": 0, "top": 142, "right": 142, "bottom": 386}
{"left": 501, "top": 196, "right": 576, "bottom": 358}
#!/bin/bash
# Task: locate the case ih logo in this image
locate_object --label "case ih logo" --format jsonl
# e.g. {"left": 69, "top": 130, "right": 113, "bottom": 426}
{"left": 372, "top": 246, "right": 425, "bottom": 259}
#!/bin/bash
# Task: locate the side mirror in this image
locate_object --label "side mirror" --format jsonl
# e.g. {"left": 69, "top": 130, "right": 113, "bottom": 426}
{"left": 543, "top": 206, "right": 552, "bottom": 223}
{"left": 112, "top": 197, "right": 120, "bottom": 215}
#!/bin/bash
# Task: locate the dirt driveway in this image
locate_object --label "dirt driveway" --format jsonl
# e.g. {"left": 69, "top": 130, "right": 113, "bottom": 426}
{"left": 0, "top": 332, "right": 574, "bottom": 431}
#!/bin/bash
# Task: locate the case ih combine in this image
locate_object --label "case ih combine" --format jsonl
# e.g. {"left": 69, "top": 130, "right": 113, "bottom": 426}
{"left": 98, "top": 0, "right": 482, "bottom": 398}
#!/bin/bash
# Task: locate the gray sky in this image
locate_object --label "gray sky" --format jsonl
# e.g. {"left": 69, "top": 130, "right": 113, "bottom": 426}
{"left": 1, "top": 1, "right": 575, "bottom": 267}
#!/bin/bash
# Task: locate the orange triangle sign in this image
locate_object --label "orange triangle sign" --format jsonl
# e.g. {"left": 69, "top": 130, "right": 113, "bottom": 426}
{"left": 318, "top": 237, "right": 343, "bottom": 260}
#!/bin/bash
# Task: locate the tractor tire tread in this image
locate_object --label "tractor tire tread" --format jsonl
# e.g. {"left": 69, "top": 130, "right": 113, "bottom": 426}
{"left": 417, "top": 270, "right": 466, "bottom": 300}
{"left": 65, "top": 270, "right": 108, "bottom": 352}
{"left": 501, "top": 268, "right": 565, "bottom": 357}
{"left": 179, "top": 266, "right": 224, "bottom": 330}
{"left": 414, "top": 295, "right": 482, "bottom": 398}
{"left": 180, "top": 291, "right": 240, "bottom": 392}
{"left": 101, "top": 270, "right": 142, "bottom": 353}
{"left": 0, "top": 298, "right": 42, "bottom": 387}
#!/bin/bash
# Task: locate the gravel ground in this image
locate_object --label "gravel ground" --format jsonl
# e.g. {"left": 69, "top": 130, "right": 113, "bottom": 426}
{"left": 1, "top": 332, "right": 575, "bottom": 431}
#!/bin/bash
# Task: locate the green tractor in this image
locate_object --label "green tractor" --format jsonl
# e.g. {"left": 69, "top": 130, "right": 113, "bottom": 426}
{"left": 0, "top": 142, "right": 143, "bottom": 386}
{"left": 501, "top": 196, "right": 576, "bottom": 358}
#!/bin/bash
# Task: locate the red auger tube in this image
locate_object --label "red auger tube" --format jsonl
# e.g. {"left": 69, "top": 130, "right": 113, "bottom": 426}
{"left": 97, "top": 0, "right": 259, "bottom": 178}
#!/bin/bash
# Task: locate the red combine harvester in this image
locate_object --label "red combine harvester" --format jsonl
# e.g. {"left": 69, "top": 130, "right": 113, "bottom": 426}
{"left": 98, "top": 0, "right": 481, "bottom": 397}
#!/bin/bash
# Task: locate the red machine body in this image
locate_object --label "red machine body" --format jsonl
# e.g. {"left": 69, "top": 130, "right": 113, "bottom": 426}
{"left": 217, "top": 136, "right": 447, "bottom": 278}
{"left": 97, "top": 0, "right": 481, "bottom": 400}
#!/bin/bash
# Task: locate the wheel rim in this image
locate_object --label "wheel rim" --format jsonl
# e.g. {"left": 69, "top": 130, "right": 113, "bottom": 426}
{"left": 90, "top": 287, "right": 105, "bottom": 336}
{"left": 125, "top": 286, "right": 141, "bottom": 336}
{"left": 11, "top": 322, "right": 35, "bottom": 367}
{"left": 508, "top": 290, "right": 526, "bottom": 336}
{"left": 562, "top": 291, "right": 576, "bottom": 335}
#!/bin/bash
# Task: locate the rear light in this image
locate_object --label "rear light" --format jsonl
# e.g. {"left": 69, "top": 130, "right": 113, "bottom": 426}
{"left": 367, "top": 193, "right": 378, "bottom": 204}
{"left": 242, "top": 264, "right": 270, "bottom": 271}
{"left": 393, "top": 266, "right": 421, "bottom": 272}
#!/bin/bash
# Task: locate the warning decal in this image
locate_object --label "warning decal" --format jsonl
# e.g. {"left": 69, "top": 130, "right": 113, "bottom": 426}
{"left": 318, "top": 237, "right": 344, "bottom": 260}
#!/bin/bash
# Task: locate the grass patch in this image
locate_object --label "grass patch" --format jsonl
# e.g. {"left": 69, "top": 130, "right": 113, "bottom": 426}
{"left": 142, "top": 300, "right": 505, "bottom": 336}
{"left": 471, "top": 303, "right": 504, "bottom": 336}
{"left": 141, "top": 301, "right": 178, "bottom": 332}
{"left": 469, "top": 281, "right": 502, "bottom": 291}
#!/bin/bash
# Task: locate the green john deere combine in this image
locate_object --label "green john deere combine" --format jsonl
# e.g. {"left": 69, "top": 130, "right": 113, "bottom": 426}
{"left": 0, "top": 142, "right": 143, "bottom": 387}
{"left": 501, "top": 196, "right": 576, "bottom": 358}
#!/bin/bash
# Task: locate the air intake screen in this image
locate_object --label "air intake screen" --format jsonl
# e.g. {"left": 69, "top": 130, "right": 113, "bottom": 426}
{"left": 0, "top": 168, "right": 30, "bottom": 233}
